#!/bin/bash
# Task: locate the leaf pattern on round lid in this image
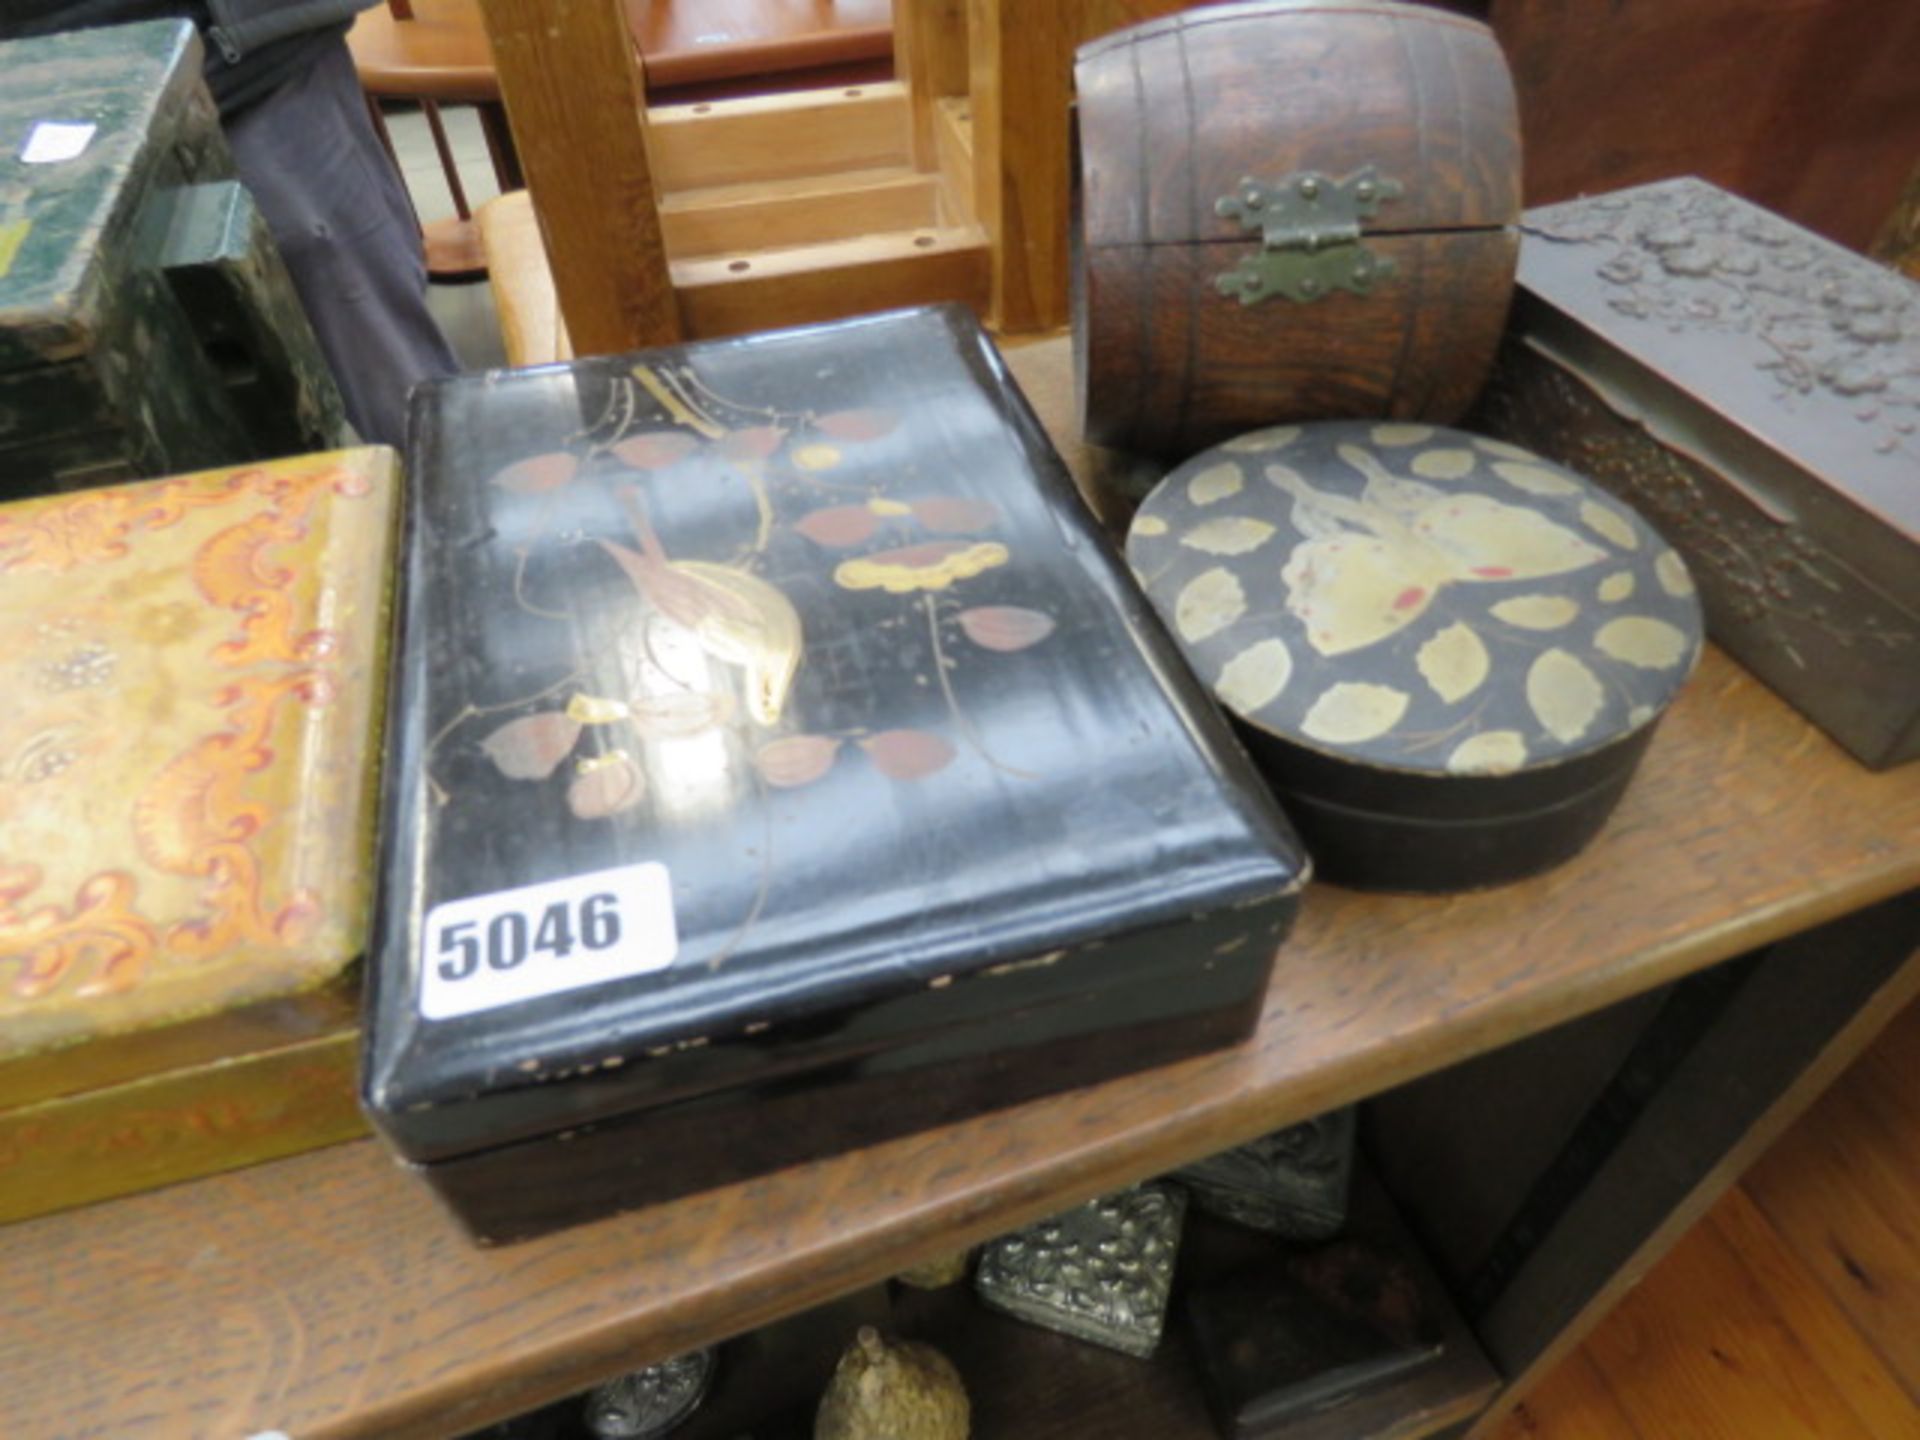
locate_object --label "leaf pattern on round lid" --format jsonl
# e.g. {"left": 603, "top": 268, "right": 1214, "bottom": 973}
{"left": 1215, "top": 638, "right": 1293, "bottom": 713}
{"left": 1221, "top": 426, "right": 1300, "bottom": 453}
{"left": 1656, "top": 549, "right": 1696, "bottom": 597}
{"left": 1448, "top": 730, "right": 1528, "bottom": 776}
{"left": 1493, "top": 460, "right": 1581, "bottom": 496}
{"left": 1527, "top": 649, "right": 1605, "bottom": 744}
{"left": 1187, "top": 463, "right": 1245, "bottom": 505}
{"left": 1181, "top": 516, "right": 1275, "bottom": 555}
{"left": 1174, "top": 567, "right": 1245, "bottom": 643}
{"left": 1125, "top": 422, "right": 1703, "bottom": 776}
{"left": 1416, "top": 623, "right": 1489, "bottom": 704}
{"left": 1411, "top": 448, "right": 1477, "bottom": 480}
{"left": 1301, "top": 682, "right": 1409, "bottom": 744}
{"left": 1579, "top": 501, "right": 1641, "bottom": 550}
{"left": 1491, "top": 595, "right": 1580, "bottom": 630}
{"left": 1596, "top": 616, "right": 1692, "bottom": 670}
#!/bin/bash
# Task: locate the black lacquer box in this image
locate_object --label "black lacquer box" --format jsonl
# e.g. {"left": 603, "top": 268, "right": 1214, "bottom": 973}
{"left": 363, "top": 306, "right": 1307, "bottom": 1242}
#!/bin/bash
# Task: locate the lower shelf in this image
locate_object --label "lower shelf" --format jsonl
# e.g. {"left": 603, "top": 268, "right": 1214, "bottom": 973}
{"left": 473, "top": 1159, "right": 1498, "bottom": 1440}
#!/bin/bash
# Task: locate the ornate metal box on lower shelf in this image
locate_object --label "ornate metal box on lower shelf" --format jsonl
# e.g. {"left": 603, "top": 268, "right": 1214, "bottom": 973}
{"left": 1476, "top": 178, "right": 1920, "bottom": 769}
{"left": 0, "top": 448, "right": 400, "bottom": 1223}
{"left": 363, "top": 305, "right": 1308, "bottom": 1244}
{"left": 0, "top": 20, "right": 346, "bottom": 496}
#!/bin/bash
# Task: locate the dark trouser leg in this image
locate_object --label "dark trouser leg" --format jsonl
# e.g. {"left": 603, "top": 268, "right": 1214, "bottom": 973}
{"left": 223, "top": 37, "right": 460, "bottom": 449}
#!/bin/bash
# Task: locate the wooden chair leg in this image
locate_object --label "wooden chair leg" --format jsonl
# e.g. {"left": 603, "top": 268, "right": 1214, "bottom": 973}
{"left": 478, "top": 101, "right": 525, "bottom": 192}
{"left": 421, "top": 98, "right": 474, "bottom": 222}
{"left": 478, "top": 0, "right": 681, "bottom": 354}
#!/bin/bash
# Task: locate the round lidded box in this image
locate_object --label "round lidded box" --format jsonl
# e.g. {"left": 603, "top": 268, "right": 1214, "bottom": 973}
{"left": 1125, "top": 423, "right": 1704, "bottom": 891}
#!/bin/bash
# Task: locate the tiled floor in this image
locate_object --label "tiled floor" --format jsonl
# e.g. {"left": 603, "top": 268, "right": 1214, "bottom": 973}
{"left": 386, "top": 104, "right": 503, "bottom": 229}
{"left": 382, "top": 103, "right": 508, "bottom": 373}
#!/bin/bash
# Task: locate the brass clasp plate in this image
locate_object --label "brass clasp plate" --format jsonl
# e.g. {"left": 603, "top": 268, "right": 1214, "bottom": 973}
{"left": 1213, "top": 167, "right": 1404, "bottom": 305}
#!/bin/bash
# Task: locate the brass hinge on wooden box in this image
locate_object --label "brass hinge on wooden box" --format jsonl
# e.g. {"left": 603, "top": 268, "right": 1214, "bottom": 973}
{"left": 1214, "top": 167, "right": 1403, "bottom": 304}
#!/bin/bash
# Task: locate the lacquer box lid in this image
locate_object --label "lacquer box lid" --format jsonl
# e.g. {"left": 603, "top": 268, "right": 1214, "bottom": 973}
{"left": 1126, "top": 422, "right": 1702, "bottom": 889}
{"left": 365, "top": 305, "right": 1305, "bottom": 1164}
{"left": 0, "top": 449, "right": 400, "bottom": 1076}
{"left": 1515, "top": 177, "right": 1918, "bottom": 545}
{"left": 0, "top": 21, "right": 207, "bottom": 369}
{"left": 1128, "top": 422, "right": 1701, "bottom": 778}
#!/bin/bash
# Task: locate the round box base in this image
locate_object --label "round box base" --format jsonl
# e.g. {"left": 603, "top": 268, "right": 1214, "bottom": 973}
{"left": 1239, "top": 722, "right": 1659, "bottom": 893}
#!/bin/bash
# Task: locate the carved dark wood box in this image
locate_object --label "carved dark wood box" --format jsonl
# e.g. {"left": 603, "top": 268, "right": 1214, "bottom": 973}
{"left": 0, "top": 21, "right": 344, "bottom": 497}
{"left": 1476, "top": 178, "right": 1920, "bottom": 769}
{"left": 1073, "top": 0, "right": 1520, "bottom": 460}
{"left": 363, "top": 306, "right": 1308, "bottom": 1243}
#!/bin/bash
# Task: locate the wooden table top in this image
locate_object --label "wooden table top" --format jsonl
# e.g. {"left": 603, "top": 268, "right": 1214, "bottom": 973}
{"left": 350, "top": 0, "right": 893, "bottom": 103}
{"left": 628, "top": 0, "right": 893, "bottom": 90}
{"left": 6, "top": 340, "right": 1917, "bottom": 1440}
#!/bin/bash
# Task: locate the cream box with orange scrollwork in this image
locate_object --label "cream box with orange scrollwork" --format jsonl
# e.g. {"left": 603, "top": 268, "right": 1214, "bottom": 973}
{"left": 0, "top": 448, "right": 399, "bottom": 1222}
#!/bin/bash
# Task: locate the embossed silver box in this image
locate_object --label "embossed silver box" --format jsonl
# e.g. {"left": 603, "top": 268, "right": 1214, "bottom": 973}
{"left": 973, "top": 1185, "right": 1186, "bottom": 1357}
{"left": 1172, "top": 1108, "right": 1355, "bottom": 1240}
{"left": 1477, "top": 178, "right": 1920, "bottom": 769}
{"left": 583, "top": 1349, "right": 716, "bottom": 1439}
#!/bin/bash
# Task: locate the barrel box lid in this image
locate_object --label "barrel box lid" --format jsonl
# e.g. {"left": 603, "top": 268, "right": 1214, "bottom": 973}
{"left": 1076, "top": 0, "right": 1519, "bottom": 249}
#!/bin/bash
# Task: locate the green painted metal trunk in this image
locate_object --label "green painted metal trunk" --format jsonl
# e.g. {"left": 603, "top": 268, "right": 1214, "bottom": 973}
{"left": 0, "top": 20, "right": 346, "bottom": 495}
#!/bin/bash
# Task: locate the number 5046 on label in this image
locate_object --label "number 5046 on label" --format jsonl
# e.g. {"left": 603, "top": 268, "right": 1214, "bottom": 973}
{"left": 419, "top": 862, "right": 678, "bottom": 1020}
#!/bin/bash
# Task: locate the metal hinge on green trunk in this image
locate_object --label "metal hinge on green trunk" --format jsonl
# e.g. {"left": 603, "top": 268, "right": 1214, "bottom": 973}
{"left": 1213, "top": 167, "right": 1403, "bottom": 305}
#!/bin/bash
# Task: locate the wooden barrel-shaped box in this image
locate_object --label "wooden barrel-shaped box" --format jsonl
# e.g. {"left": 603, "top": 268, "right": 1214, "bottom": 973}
{"left": 1074, "top": 0, "right": 1521, "bottom": 460}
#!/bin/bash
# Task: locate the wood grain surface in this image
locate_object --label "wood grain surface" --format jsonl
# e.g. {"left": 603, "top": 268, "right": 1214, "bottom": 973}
{"left": 1074, "top": 1, "right": 1519, "bottom": 456}
{"left": 1488, "top": 0, "right": 1920, "bottom": 257}
{"left": 1874, "top": 160, "right": 1920, "bottom": 280}
{"left": 896, "top": 0, "right": 969, "bottom": 167}
{"left": 659, "top": 168, "right": 940, "bottom": 258}
{"left": 348, "top": 0, "right": 499, "bottom": 103}
{"left": 478, "top": 0, "right": 680, "bottom": 356}
{"left": 1745, "top": 998, "right": 1920, "bottom": 1402}
{"left": 1080, "top": 232, "right": 1517, "bottom": 457}
{"left": 645, "top": 85, "right": 911, "bottom": 193}
{"left": 967, "top": 0, "right": 1191, "bottom": 332}
{"left": 670, "top": 225, "right": 989, "bottom": 339}
{"left": 4, "top": 340, "right": 1917, "bottom": 1440}
{"left": 1484, "top": 996, "right": 1920, "bottom": 1438}
{"left": 1576, "top": 1188, "right": 1912, "bottom": 1440}
{"left": 625, "top": 0, "right": 893, "bottom": 92}
{"left": 477, "top": 192, "right": 571, "bottom": 368}
{"left": 1462, "top": 895, "right": 1920, "bottom": 1430}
